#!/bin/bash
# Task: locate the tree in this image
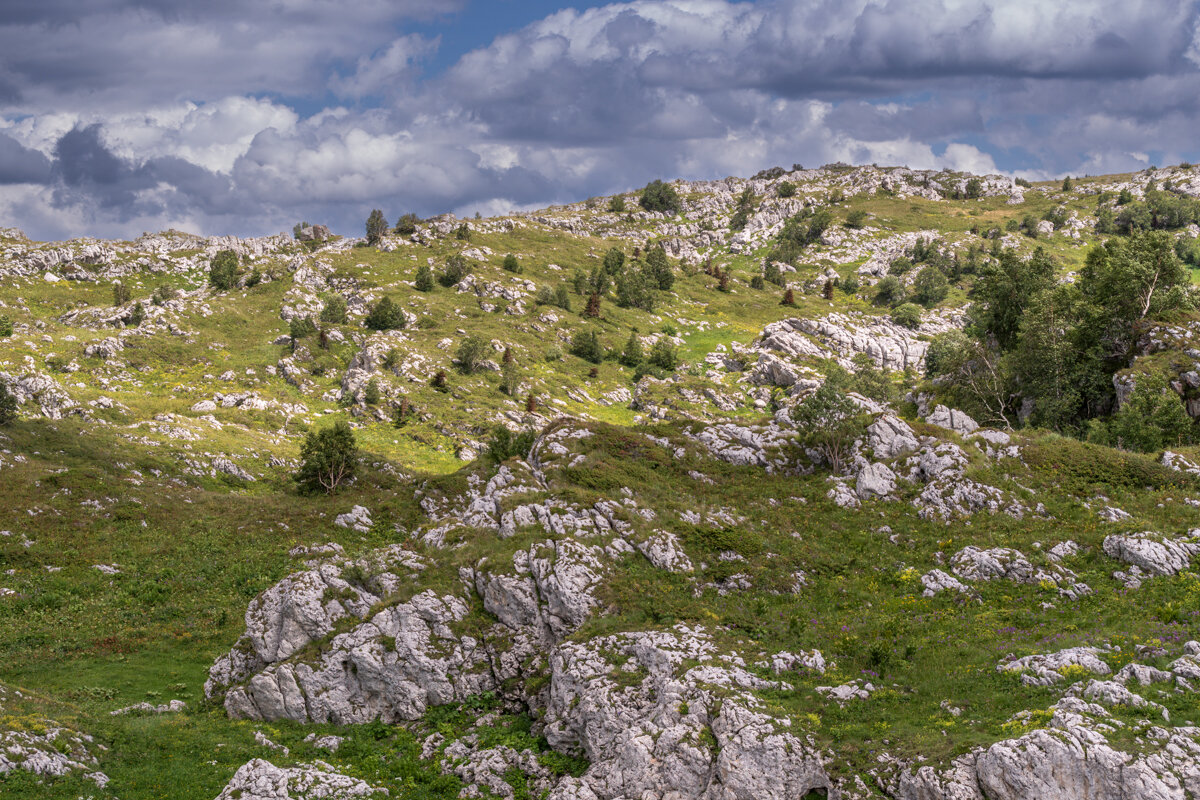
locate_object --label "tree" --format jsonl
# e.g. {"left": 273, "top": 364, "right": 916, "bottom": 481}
{"left": 366, "top": 209, "right": 388, "bottom": 245}
{"left": 394, "top": 213, "right": 419, "bottom": 236}
{"left": 911, "top": 266, "right": 949, "bottom": 308}
{"left": 499, "top": 359, "right": 520, "bottom": 396}
{"left": 639, "top": 180, "right": 682, "bottom": 214}
{"left": 729, "top": 187, "right": 757, "bottom": 231}
{"left": 414, "top": 265, "right": 434, "bottom": 292}
{"left": 648, "top": 338, "right": 678, "bottom": 371}
{"left": 439, "top": 255, "right": 471, "bottom": 287}
{"left": 615, "top": 270, "right": 655, "bottom": 311}
{"left": 821, "top": 280, "right": 834, "bottom": 300}
{"left": 112, "top": 281, "right": 131, "bottom": 306}
{"left": 768, "top": 207, "right": 832, "bottom": 264}
{"left": 644, "top": 246, "right": 674, "bottom": 291}
{"left": 364, "top": 297, "right": 405, "bottom": 331}
{"left": 1062, "top": 176, "right": 1073, "bottom": 192}
{"left": 891, "top": 302, "right": 922, "bottom": 329}
{"left": 845, "top": 209, "right": 868, "bottom": 229}
{"left": 608, "top": 195, "right": 626, "bottom": 213}
{"left": 554, "top": 285, "right": 572, "bottom": 312}
{"left": 969, "top": 247, "right": 1057, "bottom": 350}
{"left": 791, "top": 369, "right": 862, "bottom": 474}
{"left": 393, "top": 397, "right": 412, "bottom": 428}
{"left": 456, "top": 335, "right": 490, "bottom": 374}
{"left": 128, "top": 301, "right": 145, "bottom": 327}
{"left": 454, "top": 222, "right": 471, "bottom": 241}
{"left": 294, "top": 421, "right": 359, "bottom": 495}
{"left": 750, "top": 275, "right": 765, "bottom": 290}
{"left": 320, "top": 295, "right": 348, "bottom": 324}
{"left": 1088, "top": 373, "right": 1193, "bottom": 452}
{"left": 502, "top": 254, "right": 522, "bottom": 273}
{"left": 362, "top": 378, "right": 381, "bottom": 405}
{"left": 874, "top": 276, "right": 906, "bottom": 307}
{"left": 0, "top": 380, "right": 16, "bottom": 425}
{"left": 584, "top": 293, "right": 602, "bottom": 318}
{"left": 570, "top": 330, "right": 604, "bottom": 364}
{"left": 620, "top": 332, "right": 644, "bottom": 367}
{"left": 777, "top": 181, "right": 797, "bottom": 198}
{"left": 289, "top": 316, "right": 316, "bottom": 345}
{"left": 0, "top": 316, "right": 12, "bottom": 337}
{"left": 781, "top": 288, "right": 795, "bottom": 306}
{"left": 602, "top": 248, "right": 626, "bottom": 275}
{"left": 964, "top": 177, "right": 984, "bottom": 199}
{"left": 486, "top": 425, "right": 537, "bottom": 463}
{"left": 431, "top": 370, "right": 449, "bottom": 392}
{"left": 209, "top": 249, "right": 239, "bottom": 291}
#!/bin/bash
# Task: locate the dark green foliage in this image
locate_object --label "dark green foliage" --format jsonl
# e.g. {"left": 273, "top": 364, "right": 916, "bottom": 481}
{"left": 888, "top": 257, "right": 913, "bottom": 276}
{"left": 414, "top": 265, "right": 435, "bottom": 292}
{"left": 1096, "top": 206, "right": 1117, "bottom": 234}
{"left": 619, "top": 332, "right": 644, "bottom": 367}
{"left": 431, "top": 370, "right": 449, "bottom": 391}
{"left": 502, "top": 254, "right": 522, "bottom": 273}
{"left": 364, "top": 297, "right": 406, "bottom": 331}
{"left": 151, "top": 285, "right": 178, "bottom": 306}
{"left": 841, "top": 275, "right": 860, "bottom": 295}
{"left": 768, "top": 207, "right": 832, "bottom": 264}
{"left": 454, "top": 222, "right": 471, "bottom": 241}
{"left": 911, "top": 266, "right": 949, "bottom": 307}
{"left": 293, "top": 221, "right": 310, "bottom": 238}
{"left": 128, "top": 301, "right": 145, "bottom": 327}
{"left": 570, "top": 330, "right": 604, "bottom": 364}
{"left": 644, "top": 246, "right": 674, "bottom": 291}
{"left": 486, "top": 425, "right": 537, "bottom": 463}
{"left": 499, "top": 359, "right": 520, "bottom": 396}
{"left": 845, "top": 209, "right": 868, "bottom": 229}
{"left": 615, "top": 268, "right": 656, "bottom": 311}
{"left": 1115, "top": 189, "right": 1200, "bottom": 234}
{"left": 749, "top": 275, "right": 765, "bottom": 290}
{"left": 112, "top": 281, "right": 131, "bottom": 306}
{"left": 1118, "top": 188, "right": 1134, "bottom": 205}
{"left": 729, "top": 187, "right": 757, "bottom": 231}
{"left": 394, "top": 213, "right": 420, "bottom": 235}
{"left": 647, "top": 338, "right": 678, "bottom": 371}
{"left": 208, "top": 249, "right": 239, "bottom": 290}
{"left": 602, "top": 248, "right": 625, "bottom": 275}
{"left": 874, "top": 275, "right": 906, "bottom": 307}
{"left": 455, "top": 335, "right": 490, "bottom": 374}
{"left": 294, "top": 420, "right": 359, "bottom": 495}
{"left": 0, "top": 380, "right": 16, "bottom": 424}
{"left": 639, "top": 180, "right": 682, "bottom": 214}
{"left": 363, "top": 378, "right": 381, "bottom": 406}
{"left": 608, "top": 195, "right": 626, "bottom": 213}
{"left": 554, "top": 285, "right": 572, "bottom": 312}
{"left": 366, "top": 209, "right": 388, "bottom": 245}
{"left": 245, "top": 268, "right": 262, "bottom": 287}
{"left": 763, "top": 260, "right": 784, "bottom": 286}
{"left": 965, "top": 177, "right": 983, "bottom": 199}
{"left": 1087, "top": 374, "right": 1194, "bottom": 452}
{"left": 1062, "top": 176, "right": 1073, "bottom": 192}
{"left": 891, "top": 302, "right": 922, "bottom": 328}
{"left": 289, "top": 316, "right": 316, "bottom": 341}
{"left": 439, "top": 255, "right": 471, "bottom": 287}
{"left": 1015, "top": 177, "right": 1032, "bottom": 188}
{"left": 969, "top": 247, "right": 1057, "bottom": 350}
{"left": 0, "top": 315, "right": 11, "bottom": 337}
{"left": 382, "top": 348, "right": 400, "bottom": 371}
{"left": 320, "top": 294, "right": 347, "bottom": 324}
{"left": 791, "top": 367, "right": 863, "bottom": 473}
{"left": 777, "top": 181, "right": 796, "bottom": 198}
{"left": 849, "top": 353, "right": 896, "bottom": 404}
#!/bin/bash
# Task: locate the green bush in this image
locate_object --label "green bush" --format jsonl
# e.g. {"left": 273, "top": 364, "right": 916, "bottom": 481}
{"left": 414, "top": 265, "right": 434, "bottom": 292}
{"left": 1088, "top": 374, "right": 1194, "bottom": 452}
{"left": 644, "top": 247, "right": 674, "bottom": 291}
{"left": 639, "top": 180, "right": 682, "bottom": 214}
{"left": 647, "top": 338, "right": 678, "bottom": 371}
{"left": 294, "top": 421, "right": 359, "bottom": 495}
{"left": 619, "top": 332, "right": 644, "bottom": 367}
{"left": 289, "top": 316, "right": 316, "bottom": 341}
{"left": 874, "top": 275, "right": 906, "bottom": 306}
{"left": 911, "top": 266, "right": 949, "bottom": 307}
{"left": 502, "top": 254, "right": 522, "bottom": 273}
{"left": 320, "top": 295, "right": 348, "bottom": 324}
{"left": 602, "top": 248, "right": 625, "bottom": 274}
{"left": 455, "top": 336, "right": 490, "bottom": 375}
{"left": 486, "top": 425, "right": 537, "bottom": 463}
{"left": 608, "top": 195, "right": 626, "bottom": 213}
{"left": 0, "top": 315, "right": 11, "bottom": 337}
{"left": 393, "top": 213, "right": 419, "bottom": 236}
{"left": 208, "top": 249, "right": 239, "bottom": 290}
{"left": 891, "top": 302, "right": 923, "bottom": 328}
{"left": 112, "top": 281, "right": 131, "bottom": 306}
{"left": 364, "top": 297, "right": 405, "bottom": 331}
{"left": 439, "top": 255, "right": 471, "bottom": 287}
{"left": 0, "top": 380, "right": 16, "bottom": 424}
{"left": 777, "top": 181, "right": 796, "bottom": 198}
{"left": 362, "top": 378, "right": 381, "bottom": 405}
{"left": 845, "top": 209, "right": 868, "bottom": 229}
{"left": 570, "top": 330, "right": 605, "bottom": 364}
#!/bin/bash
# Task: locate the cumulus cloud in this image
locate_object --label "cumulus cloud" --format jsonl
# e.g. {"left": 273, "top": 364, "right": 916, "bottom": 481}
{"left": 2, "top": 0, "right": 1200, "bottom": 240}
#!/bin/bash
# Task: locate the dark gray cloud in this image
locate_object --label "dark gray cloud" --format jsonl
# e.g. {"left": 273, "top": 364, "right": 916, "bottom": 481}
{"left": 3, "top": 0, "right": 1200, "bottom": 241}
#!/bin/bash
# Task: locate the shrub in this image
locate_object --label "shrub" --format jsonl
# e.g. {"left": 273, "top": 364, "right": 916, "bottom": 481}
{"left": 392, "top": 397, "right": 413, "bottom": 428}
{"left": 602, "top": 248, "right": 625, "bottom": 275}
{"left": 294, "top": 421, "right": 359, "bottom": 495}
{"left": 639, "top": 180, "right": 682, "bottom": 214}
{"left": 791, "top": 368, "right": 863, "bottom": 474}
{"left": 781, "top": 288, "right": 795, "bottom": 306}
{"left": 544, "top": 346, "right": 563, "bottom": 362}
{"left": 615, "top": 270, "right": 655, "bottom": 311}
{"left": 208, "top": 249, "right": 239, "bottom": 290}
{"left": 1088, "top": 374, "right": 1195, "bottom": 452}
{"left": 150, "top": 285, "right": 179, "bottom": 306}
{"left": 584, "top": 293, "right": 602, "bottom": 317}
{"left": 620, "top": 332, "right": 644, "bottom": 367}
{"left": 644, "top": 247, "right": 674, "bottom": 290}
{"left": 502, "top": 254, "right": 522, "bottom": 273}
{"left": 845, "top": 209, "right": 868, "bottom": 229}
{"left": 891, "top": 302, "right": 923, "bottom": 328}
{"left": 486, "top": 425, "right": 537, "bottom": 463}
{"left": 454, "top": 222, "right": 471, "bottom": 241}
{"left": 841, "top": 275, "right": 860, "bottom": 294}
{"left": 289, "top": 316, "right": 316, "bottom": 341}
{"left": 431, "top": 370, "right": 449, "bottom": 391}
{"left": 570, "top": 330, "right": 604, "bottom": 364}
{"left": 1062, "top": 176, "right": 1073, "bottom": 192}
{"left": 112, "top": 281, "right": 131, "bottom": 306}
{"left": 414, "top": 265, "right": 434, "bottom": 292}
{"left": 0, "top": 315, "right": 11, "bottom": 337}
{"left": 439, "top": 255, "right": 470, "bottom": 287}
{"left": 750, "top": 275, "right": 765, "bottom": 290}
{"left": 320, "top": 295, "right": 348, "bottom": 324}
{"left": 364, "top": 297, "right": 405, "bottom": 331}
{"left": 499, "top": 360, "right": 520, "bottom": 396}
{"left": 965, "top": 177, "right": 983, "bottom": 199}
{"left": 365, "top": 209, "right": 388, "bottom": 245}
{"left": 128, "top": 302, "right": 145, "bottom": 327}
{"left": 1015, "top": 177, "right": 1032, "bottom": 188}
{"left": 382, "top": 348, "right": 400, "bottom": 371}
{"left": 0, "top": 381, "right": 16, "bottom": 424}
{"left": 456, "top": 335, "right": 490, "bottom": 374}
{"left": 648, "top": 338, "right": 678, "bottom": 371}
{"left": 777, "top": 181, "right": 796, "bottom": 198}
{"left": 362, "top": 378, "right": 381, "bottom": 405}
{"left": 888, "top": 257, "right": 913, "bottom": 276}
{"left": 911, "top": 266, "right": 949, "bottom": 307}
{"left": 608, "top": 195, "right": 626, "bottom": 213}
{"left": 554, "top": 285, "right": 572, "bottom": 311}
{"left": 874, "top": 276, "right": 906, "bottom": 306}
{"left": 393, "top": 213, "right": 419, "bottom": 236}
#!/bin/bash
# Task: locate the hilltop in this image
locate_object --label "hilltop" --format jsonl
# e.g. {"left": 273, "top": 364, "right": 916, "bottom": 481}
{"left": 2, "top": 162, "right": 1200, "bottom": 799}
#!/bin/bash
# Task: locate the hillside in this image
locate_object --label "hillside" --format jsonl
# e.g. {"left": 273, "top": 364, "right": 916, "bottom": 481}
{"left": 2, "top": 163, "right": 1200, "bottom": 799}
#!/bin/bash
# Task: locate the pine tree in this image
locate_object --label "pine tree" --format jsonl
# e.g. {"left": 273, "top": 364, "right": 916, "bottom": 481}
{"left": 366, "top": 209, "right": 388, "bottom": 245}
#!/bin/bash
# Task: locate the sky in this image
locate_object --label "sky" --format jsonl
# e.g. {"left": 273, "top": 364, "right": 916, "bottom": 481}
{"left": 1, "top": 0, "right": 1199, "bottom": 241}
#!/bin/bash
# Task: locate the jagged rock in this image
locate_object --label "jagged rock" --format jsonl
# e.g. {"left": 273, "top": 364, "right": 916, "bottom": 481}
{"left": 1103, "top": 531, "right": 1200, "bottom": 577}
{"left": 214, "top": 758, "right": 386, "bottom": 799}
{"left": 856, "top": 461, "right": 896, "bottom": 500}
{"left": 998, "top": 647, "right": 1111, "bottom": 686}
{"left": 334, "top": 506, "right": 373, "bottom": 533}
{"left": 110, "top": 700, "right": 187, "bottom": 715}
{"left": 924, "top": 405, "right": 979, "bottom": 436}
{"left": 921, "top": 569, "right": 969, "bottom": 597}
{"left": 867, "top": 414, "right": 921, "bottom": 459}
